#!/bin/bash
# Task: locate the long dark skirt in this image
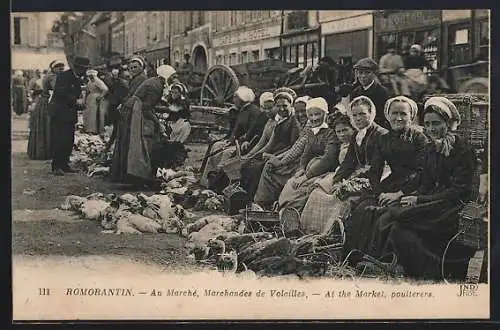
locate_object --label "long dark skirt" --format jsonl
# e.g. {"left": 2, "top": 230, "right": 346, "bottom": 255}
{"left": 109, "top": 104, "right": 133, "bottom": 183}
{"left": 253, "top": 159, "right": 299, "bottom": 209}
{"left": 346, "top": 197, "right": 475, "bottom": 280}
{"left": 12, "top": 85, "right": 28, "bottom": 115}
{"left": 342, "top": 173, "right": 416, "bottom": 257}
{"left": 240, "top": 156, "right": 266, "bottom": 201}
{"left": 27, "top": 94, "right": 53, "bottom": 160}
{"left": 343, "top": 196, "right": 388, "bottom": 258}
{"left": 381, "top": 199, "right": 475, "bottom": 280}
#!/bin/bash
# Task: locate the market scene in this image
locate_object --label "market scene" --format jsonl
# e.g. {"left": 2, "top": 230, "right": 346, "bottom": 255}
{"left": 11, "top": 10, "right": 489, "bottom": 283}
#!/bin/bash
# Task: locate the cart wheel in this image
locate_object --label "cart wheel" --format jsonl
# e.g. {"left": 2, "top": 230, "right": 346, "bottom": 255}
{"left": 200, "top": 65, "right": 240, "bottom": 107}
{"left": 458, "top": 78, "right": 489, "bottom": 94}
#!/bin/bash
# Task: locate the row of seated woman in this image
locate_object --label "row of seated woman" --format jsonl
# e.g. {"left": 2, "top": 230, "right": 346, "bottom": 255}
{"left": 199, "top": 87, "right": 481, "bottom": 281}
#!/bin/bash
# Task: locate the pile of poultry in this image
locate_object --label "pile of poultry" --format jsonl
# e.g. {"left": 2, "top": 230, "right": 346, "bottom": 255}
{"left": 181, "top": 213, "right": 358, "bottom": 279}
{"left": 60, "top": 192, "right": 192, "bottom": 235}
{"left": 69, "top": 125, "right": 113, "bottom": 176}
{"left": 155, "top": 167, "right": 226, "bottom": 212}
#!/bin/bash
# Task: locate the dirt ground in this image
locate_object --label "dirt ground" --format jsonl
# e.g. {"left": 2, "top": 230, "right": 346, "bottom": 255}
{"left": 11, "top": 114, "right": 209, "bottom": 271}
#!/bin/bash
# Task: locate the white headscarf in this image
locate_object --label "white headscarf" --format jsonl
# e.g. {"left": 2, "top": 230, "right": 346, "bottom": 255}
{"left": 15, "top": 70, "right": 23, "bottom": 77}
{"left": 424, "top": 96, "right": 461, "bottom": 130}
{"left": 384, "top": 96, "right": 419, "bottom": 122}
{"left": 234, "top": 86, "right": 256, "bottom": 103}
{"left": 86, "top": 69, "right": 98, "bottom": 77}
{"left": 410, "top": 44, "right": 422, "bottom": 53}
{"left": 294, "top": 95, "right": 311, "bottom": 106}
{"left": 349, "top": 96, "right": 377, "bottom": 146}
{"left": 157, "top": 65, "right": 176, "bottom": 81}
{"left": 259, "top": 92, "right": 274, "bottom": 107}
{"left": 348, "top": 95, "right": 377, "bottom": 128}
{"left": 306, "top": 97, "right": 329, "bottom": 135}
{"left": 129, "top": 56, "right": 145, "bottom": 68}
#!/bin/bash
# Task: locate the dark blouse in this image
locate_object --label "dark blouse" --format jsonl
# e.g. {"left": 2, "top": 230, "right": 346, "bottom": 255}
{"left": 404, "top": 136, "right": 476, "bottom": 204}
{"left": 300, "top": 128, "right": 339, "bottom": 178}
{"left": 266, "top": 115, "right": 301, "bottom": 155}
{"left": 41, "top": 73, "right": 57, "bottom": 96}
{"left": 369, "top": 126, "right": 430, "bottom": 194}
{"left": 162, "top": 97, "right": 191, "bottom": 121}
{"left": 126, "top": 72, "right": 147, "bottom": 100}
{"left": 332, "top": 123, "right": 389, "bottom": 184}
{"left": 229, "top": 103, "right": 263, "bottom": 143}
{"left": 133, "top": 77, "right": 164, "bottom": 122}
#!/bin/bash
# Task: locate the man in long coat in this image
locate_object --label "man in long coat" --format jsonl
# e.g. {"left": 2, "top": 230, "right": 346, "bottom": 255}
{"left": 49, "top": 56, "right": 90, "bottom": 175}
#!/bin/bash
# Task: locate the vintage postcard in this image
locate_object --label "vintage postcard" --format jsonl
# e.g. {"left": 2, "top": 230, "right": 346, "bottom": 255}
{"left": 11, "top": 9, "right": 490, "bottom": 320}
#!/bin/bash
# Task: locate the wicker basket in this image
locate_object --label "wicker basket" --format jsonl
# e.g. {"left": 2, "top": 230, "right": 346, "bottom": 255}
{"left": 422, "top": 94, "right": 489, "bottom": 150}
{"left": 219, "top": 140, "right": 243, "bottom": 182}
{"left": 457, "top": 201, "right": 488, "bottom": 250}
{"left": 240, "top": 209, "right": 280, "bottom": 233}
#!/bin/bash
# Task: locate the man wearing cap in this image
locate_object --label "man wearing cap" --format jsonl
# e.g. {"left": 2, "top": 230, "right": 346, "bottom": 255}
{"left": 49, "top": 56, "right": 90, "bottom": 175}
{"left": 350, "top": 57, "right": 390, "bottom": 129}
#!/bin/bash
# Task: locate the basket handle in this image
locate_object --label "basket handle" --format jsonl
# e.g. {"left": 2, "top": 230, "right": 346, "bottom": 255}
{"left": 235, "top": 140, "right": 242, "bottom": 158}
{"left": 325, "top": 217, "right": 346, "bottom": 246}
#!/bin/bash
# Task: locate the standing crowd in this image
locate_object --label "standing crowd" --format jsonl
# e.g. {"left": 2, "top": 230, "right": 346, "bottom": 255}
{"left": 22, "top": 55, "right": 192, "bottom": 188}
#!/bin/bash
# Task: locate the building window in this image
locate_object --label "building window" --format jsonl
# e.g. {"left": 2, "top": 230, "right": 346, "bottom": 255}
{"left": 230, "top": 53, "right": 237, "bottom": 65}
{"left": 377, "top": 27, "right": 440, "bottom": 70}
{"left": 252, "top": 50, "right": 259, "bottom": 61}
{"left": 478, "top": 20, "right": 489, "bottom": 60}
{"left": 283, "top": 42, "right": 318, "bottom": 67}
{"left": 29, "top": 17, "right": 37, "bottom": 46}
{"left": 223, "top": 55, "right": 228, "bottom": 65}
{"left": 297, "top": 44, "right": 305, "bottom": 68}
{"left": 124, "top": 32, "right": 129, "bottom": 54}
{"left": 287, "top": 11, "right": 308, "bottom": 31}
{"left": 241, "top": 51, "right": 248, "bottom": 63}
{"left": 265, "top": 47, "right": 280, "bottom": 59}
{"left": 13, "top": 17, "right": 23, "bottom": 45}
{"left": 448, "top": 23, "right": 471, "bottom": 66}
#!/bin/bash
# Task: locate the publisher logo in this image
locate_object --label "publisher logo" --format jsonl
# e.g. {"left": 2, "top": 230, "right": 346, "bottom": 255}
{"left": 457, "top": 284, "right": 479, "bottom": 297}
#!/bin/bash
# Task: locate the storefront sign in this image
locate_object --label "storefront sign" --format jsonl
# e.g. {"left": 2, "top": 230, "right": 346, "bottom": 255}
{"left": 321, "top": 13, "right": 373, "bottom": 35}
{"left": 442, "top": 10, "right": 471, "bottom": 22}
{"left": 375, "top": 10, "right": 441, "bottom": 33}
{"left": 281, "top": 31, "right": 320, "bottom": 46}
{"left": 213, "top": 25, "right": 281, "bottom": 48}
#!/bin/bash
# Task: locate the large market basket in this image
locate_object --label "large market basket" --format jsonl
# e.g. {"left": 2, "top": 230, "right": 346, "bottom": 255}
{"left": 219, "top": 140, "right": 244, "bottom": 182}
{"left": 422, "top": 94, "right": 489, "bottom": 151}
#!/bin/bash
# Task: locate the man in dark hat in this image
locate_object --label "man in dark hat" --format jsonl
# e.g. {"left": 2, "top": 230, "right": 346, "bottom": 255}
{"left": 49, "top": 56, "right": 90, "bottom": 175}
{"left": 350, "top": 57, "right": 390, "bottom": 128}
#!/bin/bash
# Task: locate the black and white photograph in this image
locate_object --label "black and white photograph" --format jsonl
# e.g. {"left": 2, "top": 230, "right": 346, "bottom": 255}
{"left": 11, "top": 9, "right": 490, "bottom": 320}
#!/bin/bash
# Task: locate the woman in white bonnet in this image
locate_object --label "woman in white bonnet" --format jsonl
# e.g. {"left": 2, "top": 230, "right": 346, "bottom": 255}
{"left": 299, "top": 95, "right": 388, "bottom": 235}
{"left": 199, "top": 85, "right": 263, "bottom": 189}
{"left": 254, "top": 97, "right": 337, "bottom": 211}
{"left": 110, "top": 56, "right": 148, "bottom": 183}
{"left": 110, "top": 64, "right": 174, "bottom": 187}
{"left": 369, "top": 95, "right": 477, "bottom": 280}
